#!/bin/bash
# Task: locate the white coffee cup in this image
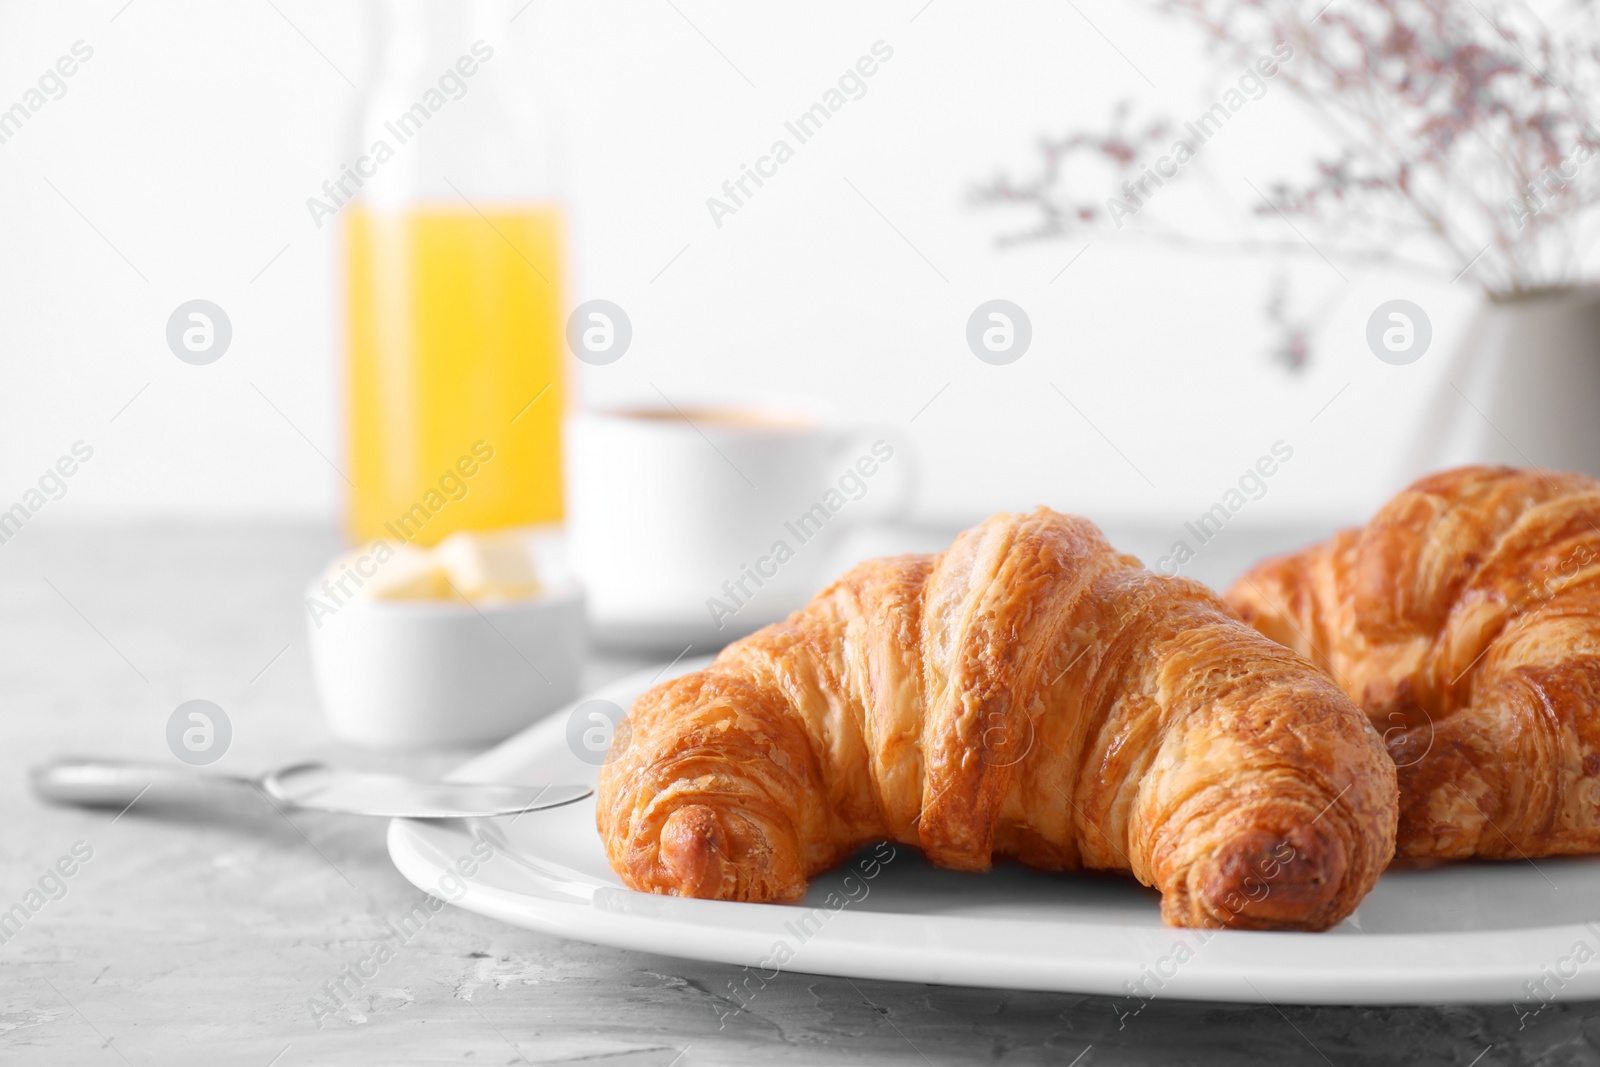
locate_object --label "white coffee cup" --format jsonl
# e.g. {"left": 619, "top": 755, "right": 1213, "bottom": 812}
{"left": 565, "top": 399, "right": 914, "bottom": 649}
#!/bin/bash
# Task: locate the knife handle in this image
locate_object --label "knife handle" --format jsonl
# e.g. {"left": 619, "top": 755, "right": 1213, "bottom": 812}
{"left": 30, "top": 759, "right": 250, "bottom": 810}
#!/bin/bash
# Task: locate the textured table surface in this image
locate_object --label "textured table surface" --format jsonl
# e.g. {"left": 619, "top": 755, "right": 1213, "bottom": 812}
{"left": 2, "top": 522, "right": 1597, "bottom": 1066}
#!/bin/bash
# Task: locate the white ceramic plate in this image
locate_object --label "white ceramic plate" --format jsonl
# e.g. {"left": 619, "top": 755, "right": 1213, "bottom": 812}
{"left": 388, "top": 658, "right": 1600, "bottom": 1005}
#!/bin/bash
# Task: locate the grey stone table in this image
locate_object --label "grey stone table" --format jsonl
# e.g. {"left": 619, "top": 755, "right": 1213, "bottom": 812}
{"left": 2, "top": 523, "right": 1596, "bottom": 1066}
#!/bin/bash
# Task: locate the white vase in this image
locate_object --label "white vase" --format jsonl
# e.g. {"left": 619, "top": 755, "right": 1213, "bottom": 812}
{"left": 1402, "top": 286, "right": 1600, "bottom": 480}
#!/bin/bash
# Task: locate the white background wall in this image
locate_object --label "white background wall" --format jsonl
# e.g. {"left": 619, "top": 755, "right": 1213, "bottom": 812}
{"left": 0, "top": 0, "right": 1494, "bottom": 532}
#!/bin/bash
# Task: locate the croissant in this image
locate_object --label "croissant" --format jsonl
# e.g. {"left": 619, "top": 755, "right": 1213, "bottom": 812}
{"left": 597, "top": 508, "right": 1397, "bottom": 931}
{"left": 1225, "top": 465, "right": 1600, "bottom": 860}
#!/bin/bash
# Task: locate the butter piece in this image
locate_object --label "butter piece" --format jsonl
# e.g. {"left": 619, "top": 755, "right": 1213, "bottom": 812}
{"left": 363, "top": 543, "right": 454, "bottom": 601}
{"left": 323, "top": 532, "right": 542, "bottom": 604}
{"left": 434, "top": 530, "right": 542, "bottom": 602}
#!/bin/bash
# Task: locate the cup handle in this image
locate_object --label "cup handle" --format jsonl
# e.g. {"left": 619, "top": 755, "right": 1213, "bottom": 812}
{"left": 824, "top": 424, "right": 919, "bottom": 527}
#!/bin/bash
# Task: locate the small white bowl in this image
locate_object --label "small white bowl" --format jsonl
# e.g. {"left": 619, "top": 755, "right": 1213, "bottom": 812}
{"left": 306, "top": 577, "right": 586, "bottom": 749}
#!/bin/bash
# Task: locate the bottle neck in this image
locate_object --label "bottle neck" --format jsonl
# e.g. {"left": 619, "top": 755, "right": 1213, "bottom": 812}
{"left": 374, "top": 0, "right": 504, "bottom": 75}
{"left": 350, "top": 0, "right": 559, "bottom": 207}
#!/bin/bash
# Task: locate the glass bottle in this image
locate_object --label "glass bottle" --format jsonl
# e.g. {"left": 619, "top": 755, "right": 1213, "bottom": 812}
{"left": 342, "top": 0, "right": 565, "bottom": 546}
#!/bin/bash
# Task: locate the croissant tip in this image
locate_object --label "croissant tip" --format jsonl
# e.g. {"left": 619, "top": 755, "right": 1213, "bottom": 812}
{"left": 1195, "top": 824, "right": 1352, "bottom": 932}
{"left": 659, "top": 804, "right": 730, "bottom": 898}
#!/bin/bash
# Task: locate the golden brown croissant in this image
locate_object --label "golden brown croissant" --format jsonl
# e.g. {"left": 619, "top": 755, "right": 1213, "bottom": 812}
{"left": 597, "top": 508, "right": 1397, "bottom": 930}
{"left": 1226, "top": 465, "right": 1600, "bottom": 860}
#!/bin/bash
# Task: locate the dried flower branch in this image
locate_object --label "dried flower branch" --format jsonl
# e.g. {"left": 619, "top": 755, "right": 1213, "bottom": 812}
{"left": 974, "top": 102, "right": 1178, "bottom": 244}
{"left": 977, "top": 0, "right": 1600, "bottom": 296}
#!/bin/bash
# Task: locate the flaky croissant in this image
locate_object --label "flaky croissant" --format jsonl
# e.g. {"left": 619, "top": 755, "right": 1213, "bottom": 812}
{"left": 1226, "top": 465, "right": 1600, "bottom": 860}
{"left": 597, "top": 509, "right": 1397, "bottom": 931}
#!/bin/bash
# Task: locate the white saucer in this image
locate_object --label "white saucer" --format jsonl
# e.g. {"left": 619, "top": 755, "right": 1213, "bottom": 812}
{"left": 388, "top": 658, "right": 1600, "bottom": 1005}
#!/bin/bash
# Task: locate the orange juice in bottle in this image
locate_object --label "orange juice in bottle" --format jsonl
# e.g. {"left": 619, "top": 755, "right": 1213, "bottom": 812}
{"left": 343, "top": 0, "right": 565, "bottom": 545}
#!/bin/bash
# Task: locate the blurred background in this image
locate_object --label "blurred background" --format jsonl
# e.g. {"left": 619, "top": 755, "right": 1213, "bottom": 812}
{"left": 0, "top": 0, "right": 1517, "bottom": 536}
